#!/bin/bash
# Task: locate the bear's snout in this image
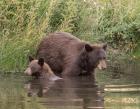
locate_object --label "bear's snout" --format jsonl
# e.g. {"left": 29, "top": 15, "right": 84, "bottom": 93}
{"left": 97, "top": 60, "right": 107, "bottom": 70}
{"left": 24, "top": 68, "right": 32, "bottom": 75}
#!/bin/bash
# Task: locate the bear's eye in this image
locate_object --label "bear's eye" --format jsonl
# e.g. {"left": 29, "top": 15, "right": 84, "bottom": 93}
{"left": 102, "top": 57, "right": 106, "bottom": 60}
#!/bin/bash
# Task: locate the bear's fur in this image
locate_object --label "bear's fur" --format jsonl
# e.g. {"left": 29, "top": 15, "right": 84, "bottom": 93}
{"left": 36, "top": 32, "right": 107, "bottom": 76}
{"left": 24, "top": 56, "right": 62, "bottom": 97}
{"left": 24, "top": 56, "right": 61, "bottom": 80}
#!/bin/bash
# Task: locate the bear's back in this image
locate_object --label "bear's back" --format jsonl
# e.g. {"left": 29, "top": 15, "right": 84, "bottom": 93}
{"left": 36, "top": 32, "right": 85, "bottom": 74}
{"left": 37, "top": 32, "right": 84, "bottom": 56}
{"left": 41, "top": 32, "right": 80, "bottom": 47}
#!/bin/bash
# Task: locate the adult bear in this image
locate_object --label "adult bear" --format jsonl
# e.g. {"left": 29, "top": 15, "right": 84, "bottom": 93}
{"left": 36, "top": 32, "right": 107, "bottom": 76}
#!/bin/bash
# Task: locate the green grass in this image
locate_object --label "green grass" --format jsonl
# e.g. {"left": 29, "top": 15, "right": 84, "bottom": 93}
{"left": 131, "top": 43, "right": 140, "bottom": 58}
{"left": 0, "top": 0, "right": 51, "bottom": 71}
{"left": 0, "top": 0, "right": 140, "bottom": 72}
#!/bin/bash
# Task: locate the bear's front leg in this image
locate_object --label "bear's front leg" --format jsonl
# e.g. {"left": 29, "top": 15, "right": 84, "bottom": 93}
{"left": 61, "top": 63, "right": 81, "bottom": 77}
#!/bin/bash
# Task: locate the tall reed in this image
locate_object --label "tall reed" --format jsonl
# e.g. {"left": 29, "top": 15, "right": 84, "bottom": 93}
{"left": 0, "top": 0, "right": 140, "bottom": 72}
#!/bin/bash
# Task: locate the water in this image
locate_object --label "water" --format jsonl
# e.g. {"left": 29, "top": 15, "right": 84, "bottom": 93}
{"left": 25, "top": 75, "right": 104, "bottom": 109}
{"left": 0, "top": 59, "right": 140, "bottom": 109}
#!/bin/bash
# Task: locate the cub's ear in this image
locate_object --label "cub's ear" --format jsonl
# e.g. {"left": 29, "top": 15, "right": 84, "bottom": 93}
{"left": 38, "top": 58, "right": 44, "bottom": 66}
{"left": 29, "top": 56, "right": 34, "bottom": 62}
{"left": 85, "top": 44, "right": 93, "bottom": 52}
{"left": 103, "top": 44, "right": 107, "bottom": 51}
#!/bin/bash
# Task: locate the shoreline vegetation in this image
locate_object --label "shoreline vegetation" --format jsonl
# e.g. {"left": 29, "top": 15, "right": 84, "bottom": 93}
{"left": 0, "top": 0, "right": 140, "bottom": 72}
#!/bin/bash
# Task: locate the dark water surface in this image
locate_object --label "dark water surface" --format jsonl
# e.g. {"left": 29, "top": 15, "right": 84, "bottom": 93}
{"left": 0, "top": 59, "right": 140, "bottom": 109}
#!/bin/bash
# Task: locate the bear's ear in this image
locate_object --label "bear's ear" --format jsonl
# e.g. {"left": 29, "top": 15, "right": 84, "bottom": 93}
{"left": 85, "top": 44, "right": 93, "bottom": 52}
{"left": 38, "top": 58, "right": 44, "bottom": 66}
{"left": 102, "top": 44, "right": 107, "bottom": 51}
{"left": 29, "top": 56, "right": 34, "bottom": 62}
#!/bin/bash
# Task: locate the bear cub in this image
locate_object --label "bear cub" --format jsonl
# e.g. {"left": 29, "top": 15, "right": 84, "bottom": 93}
{"left": 24, "top": 56, "right": 61, "bottom": 80}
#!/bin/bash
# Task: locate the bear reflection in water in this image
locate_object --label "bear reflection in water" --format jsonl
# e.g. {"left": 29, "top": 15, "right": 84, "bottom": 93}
{"left": 25, "top": 75, "right": 104, "bottom": 108}
{"left": 24, "top": 76, "right": 58, "bottom": 97}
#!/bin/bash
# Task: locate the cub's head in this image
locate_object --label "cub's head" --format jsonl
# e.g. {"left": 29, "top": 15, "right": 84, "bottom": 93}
{"left": 79, "top": 43, "right": 107, "bottom": 74}
{"left": 24, "top": 56, "right": 45, "bottom": 78}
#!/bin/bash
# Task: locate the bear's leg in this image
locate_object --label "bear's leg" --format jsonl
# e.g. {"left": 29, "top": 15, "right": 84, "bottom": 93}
{"left": 62, "top": 64, "right": 80, "bottom": 76}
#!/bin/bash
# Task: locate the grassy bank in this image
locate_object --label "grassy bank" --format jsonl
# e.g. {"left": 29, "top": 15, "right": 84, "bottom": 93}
{"left": 0, "top": 0, "right": 140, "bottom": 72}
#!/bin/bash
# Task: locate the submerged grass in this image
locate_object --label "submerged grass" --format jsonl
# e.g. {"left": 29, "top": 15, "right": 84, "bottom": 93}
{"left": 105, "top": 92, "right": 140, "bottom": 109}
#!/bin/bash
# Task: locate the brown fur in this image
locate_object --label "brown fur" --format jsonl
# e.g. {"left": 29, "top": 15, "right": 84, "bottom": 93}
{"left": 36, "top": 32, "right": 107, "bottom": 76}
{"left": 24, "top": 57, "right": 62, "bottom": 97}
{"left": 24, "top": 57, "right": 54, "bottom": 78}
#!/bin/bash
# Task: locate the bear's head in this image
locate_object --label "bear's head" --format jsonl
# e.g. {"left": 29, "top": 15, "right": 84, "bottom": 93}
{"left": 24, "top": 56, "right": 47, "bottom": 78}
{"left": 79, "top": 43, "right": 107, "bottom": 75}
